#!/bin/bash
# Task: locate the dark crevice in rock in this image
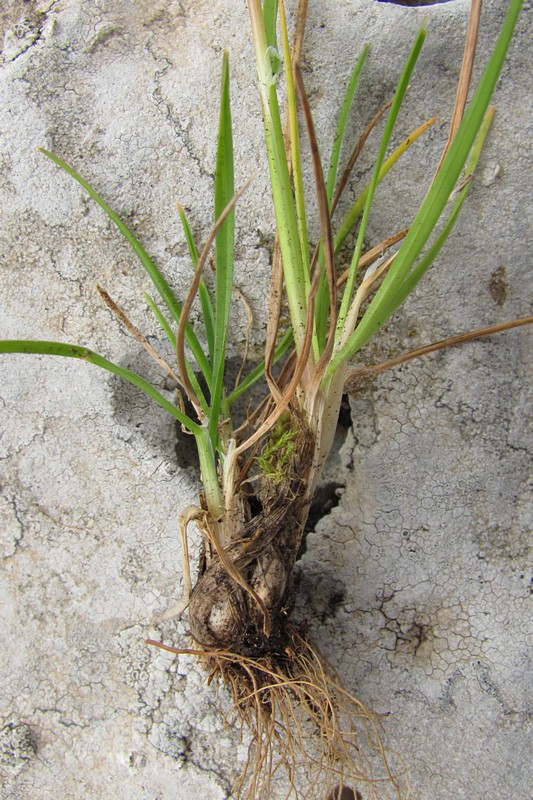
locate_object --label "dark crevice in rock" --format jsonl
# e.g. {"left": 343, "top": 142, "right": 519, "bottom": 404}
{"left": 304, "top": 481, "right": 344, "bottom": 538}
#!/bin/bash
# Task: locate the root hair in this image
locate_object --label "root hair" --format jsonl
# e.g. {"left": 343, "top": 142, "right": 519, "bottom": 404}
{"left": 147, "top": 627, "right": 408, "bottom": 800}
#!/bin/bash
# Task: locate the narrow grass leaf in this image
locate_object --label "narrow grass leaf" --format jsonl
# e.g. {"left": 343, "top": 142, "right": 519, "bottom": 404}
{"left": 0, "top": 339, "right": 201, "bottom": 433}
{"left": 39, "top": 148, "right": 212, "bottom": 389}
{"left": 326, "top": 0, "right": 523, "bottom": 378}
{"left": 144, "top": 290, "right": 210, "bottom": 415}
{"left": 333, "top": 115, "right": 436, "bottom": 255}
{"left": 144, "top": 292, "right": 176, "bottom": 347}
{"left": 263, "top": 0, "right": 279, "bottom": 48}
{"left": 393, "top": 108, "right": 494, "bottom": 306}
{"left": 279, "top": 0, "right": 310, "bottom": 294}
{"left": 248, "top": 0, "right": 309, "bottom": 356}
{"left": 295, "top": 64, "right": 336, "bottom": 368}
{"left": 334, "top": 26, "right": 426, "bottom": 351}
{"left": 326, "top": 45, "right": 369, "bottom": 206}
{"left": 209, "top": 51, "right": 235, "bottom": 447}
{"left": 177, "top": 203, "right": 215, "bottom": 360}
{"left": 315, "top": 45, "right": 370, "bottom": 351}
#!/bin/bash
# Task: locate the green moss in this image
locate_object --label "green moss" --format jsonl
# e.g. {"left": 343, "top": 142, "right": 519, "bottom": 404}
{"left": 255, "top": 412, "right": 299, "bottom": 484}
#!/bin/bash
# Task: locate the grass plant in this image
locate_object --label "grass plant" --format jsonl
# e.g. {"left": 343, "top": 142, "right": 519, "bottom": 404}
{"left": 1, "top": 1, "right": 530, "bottom": 797}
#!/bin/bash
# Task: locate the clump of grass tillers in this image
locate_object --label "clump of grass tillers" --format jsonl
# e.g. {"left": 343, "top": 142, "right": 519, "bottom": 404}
{"left": 1, "top": 1, "right": 531, "bottom": 798}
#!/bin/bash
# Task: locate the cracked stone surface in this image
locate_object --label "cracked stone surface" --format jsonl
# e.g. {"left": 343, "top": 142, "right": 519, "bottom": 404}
{"left": 0, "top": 1, "right": 531, "bottom": 798}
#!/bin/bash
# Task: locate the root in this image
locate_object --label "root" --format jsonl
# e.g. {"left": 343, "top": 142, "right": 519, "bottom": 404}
{"left": 187, "top": 415, "right": 316, "bottom": 652}
{"left": 148, "top": 416, "right": 407, "bottom": 797}
{"left": 147, "top": 627, "right": 409, "bottom": 800}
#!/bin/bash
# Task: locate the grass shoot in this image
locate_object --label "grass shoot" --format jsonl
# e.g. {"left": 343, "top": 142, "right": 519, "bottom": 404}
{"left": 1, "top": 0, "right": 530, "bottom": 797}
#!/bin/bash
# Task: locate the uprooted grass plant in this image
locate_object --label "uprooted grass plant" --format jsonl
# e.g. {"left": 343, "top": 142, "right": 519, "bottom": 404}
{"left": 1, "top": 0, "right": 531, "bottom": 797}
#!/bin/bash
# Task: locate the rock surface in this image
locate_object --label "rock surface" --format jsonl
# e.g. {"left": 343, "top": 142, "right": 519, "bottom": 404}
{"left": 0, "top": 1, "right": 531, "bottom": 798}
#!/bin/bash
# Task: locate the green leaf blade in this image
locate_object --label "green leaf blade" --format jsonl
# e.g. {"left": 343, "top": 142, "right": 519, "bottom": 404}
{"left": 333, "top": 25, "right": 427, "bottom": 356}
{"left": 0, "top": 339, "right": 201, "bottom": 434}
{"left": 262, "top": 0, "right": 279, "bottom": 49}
{"left": 325, "top": 0, "right": 524, "bottom": 380}
{"left": 209, "top": 51, "right": 235, "bottom": 447}
{"left": 177, "top": 204, "right": 216, "bottom": 361}
{"left": 326, "top": 45, "right": 369, "bottom": 207}
{"left": 39, "top": 148, "right": 212, "bottom": 389}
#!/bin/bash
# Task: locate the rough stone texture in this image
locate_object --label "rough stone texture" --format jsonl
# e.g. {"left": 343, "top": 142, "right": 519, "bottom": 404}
{"left": 0, "top": 1, "right": 531, "bottom": 799}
